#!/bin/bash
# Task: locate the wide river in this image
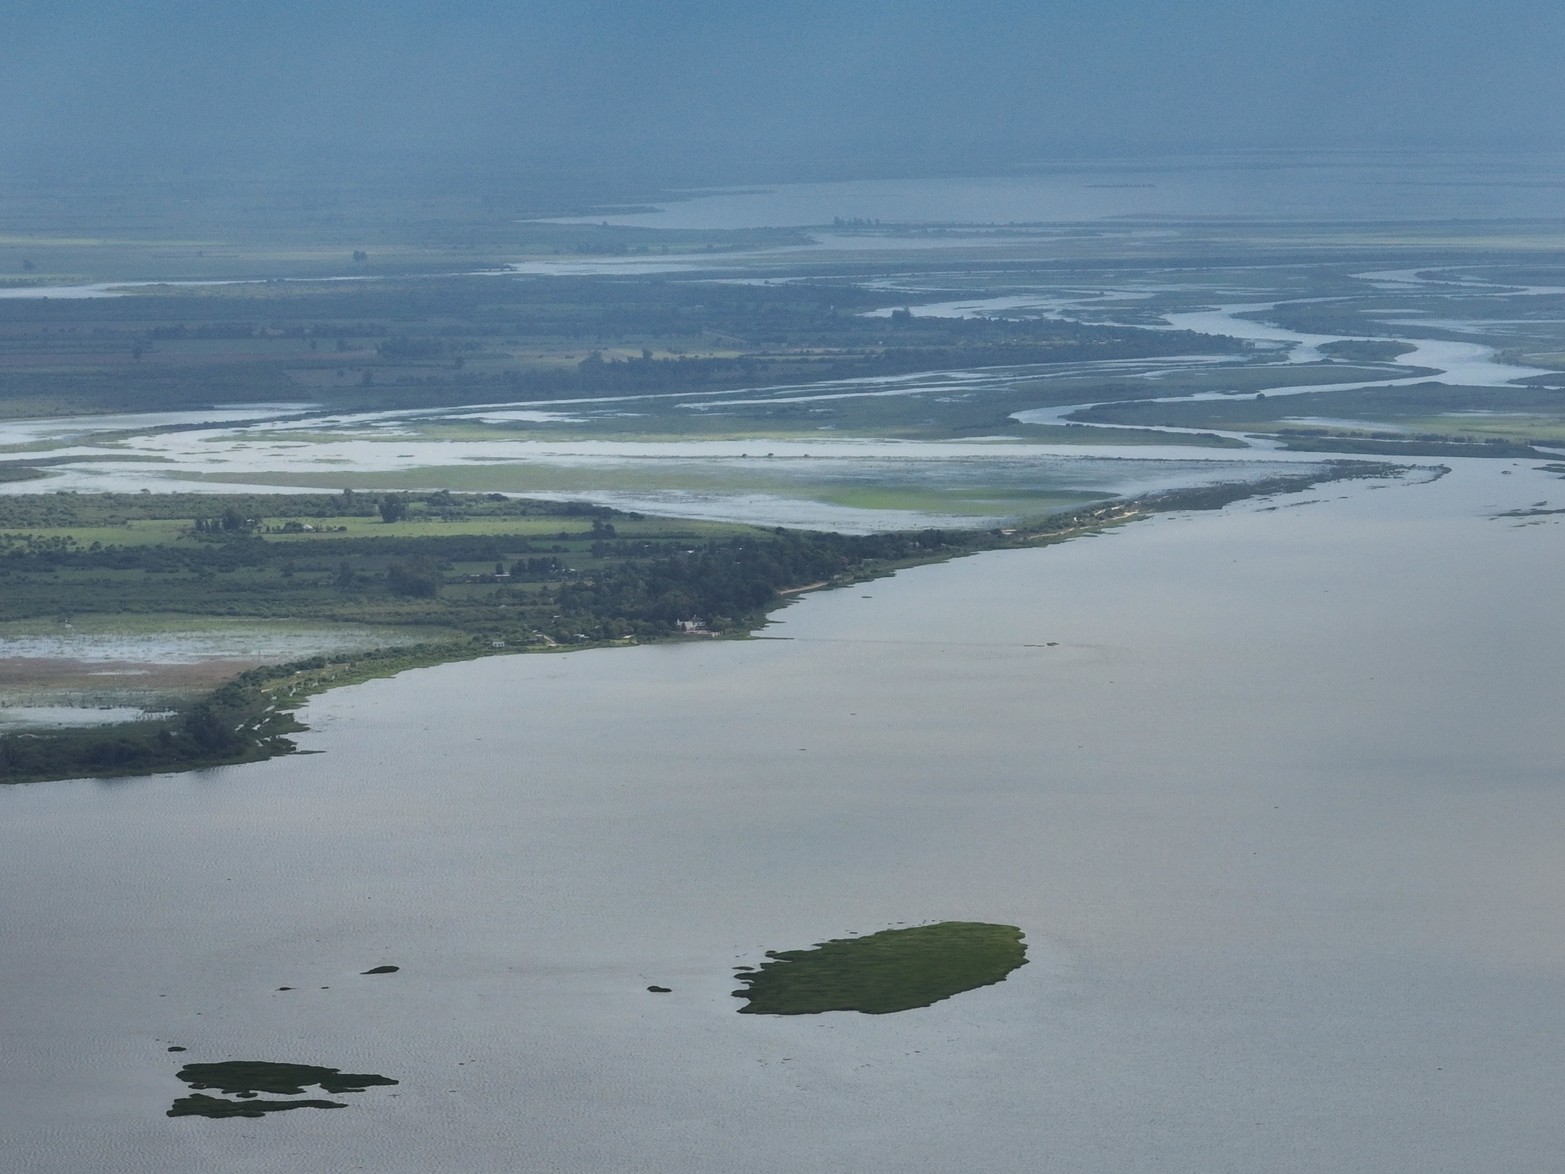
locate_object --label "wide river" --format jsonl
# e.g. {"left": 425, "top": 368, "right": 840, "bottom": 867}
{"left": 3, "top": 455, "right": 1562, "bottom": 1172}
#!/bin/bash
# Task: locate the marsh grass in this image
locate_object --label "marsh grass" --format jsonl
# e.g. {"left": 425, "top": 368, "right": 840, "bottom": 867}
{"left": 167, "top": 1060, "right": 397, "bottom": 1119}
{"left": 733, "top": 922, "right": 1028, "bottom": 1015}
{"left": 167, "top": 1093, "right": 347, "bottom": 1118}
{"left": 175, "top": 1061, "right": 399, "bottom": 1097}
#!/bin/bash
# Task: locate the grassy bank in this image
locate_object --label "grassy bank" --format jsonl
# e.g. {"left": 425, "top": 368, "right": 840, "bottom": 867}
{"left": 0, "top": 463, "right": 1402, "bottom": 784}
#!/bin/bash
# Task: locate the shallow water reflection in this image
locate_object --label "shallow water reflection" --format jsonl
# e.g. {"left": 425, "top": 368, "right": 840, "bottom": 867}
{"left": 2, "top": 460, "right": 1562, "bottom": 1171}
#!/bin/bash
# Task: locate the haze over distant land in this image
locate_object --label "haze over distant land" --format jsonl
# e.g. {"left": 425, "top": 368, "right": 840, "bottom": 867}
{"left": 3, "top": 0, "right": 1562, "bottom": 188}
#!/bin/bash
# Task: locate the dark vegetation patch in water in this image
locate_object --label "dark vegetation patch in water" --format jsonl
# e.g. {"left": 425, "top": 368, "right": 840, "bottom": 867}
{"left": 167, "top": 1061, "right": 398, "bottom": 1119}
{"left": 733, "top": 921, "right": 1027, "bottom": 1015}
{"left": 169, "top": 1092, "right": 348, "bottom": 1118}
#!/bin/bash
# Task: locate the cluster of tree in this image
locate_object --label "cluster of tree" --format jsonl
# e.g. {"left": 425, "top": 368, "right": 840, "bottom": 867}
{"left": 554, "top": 529, "right": 964, "bottom": 630}
{"left": 0, "top": 674, "right": 283, "bottom": 781}
{"left": 0, "top": 493, "right": 634, "bottom": 624}
{"left": 192, "top": 508, "right": 260, "bottom": 534}
{"left": 0, "top": 488, "right": 604, "bottom": 531}
{"left": 386, "top": 558, "right": 441, "bottom": 597}
{"left": 511, "top": 555, "right": 565, "bottom": 577}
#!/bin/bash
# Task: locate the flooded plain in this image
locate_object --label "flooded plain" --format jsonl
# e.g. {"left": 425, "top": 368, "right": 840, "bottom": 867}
{"left": 7, "top": 239, "right": 1561, "bottom": 529}
{"left": 0, "top": 619, "right": 426, "bottom": 724}
{"left": 5, "top": 156, "right": 1565, "bottom": 1169}
{"left": 3, "top": 458, "right": 1562, "bottom": 1172}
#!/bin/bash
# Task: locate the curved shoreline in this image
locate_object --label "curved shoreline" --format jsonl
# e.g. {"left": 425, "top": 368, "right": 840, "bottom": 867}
{"left": 0, "top": 460, "right": 1407, "bottom": 785}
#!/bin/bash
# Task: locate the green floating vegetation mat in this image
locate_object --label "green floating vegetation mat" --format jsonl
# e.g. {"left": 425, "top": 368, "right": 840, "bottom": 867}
{"left": 167, "top": 1060, "right": 398, "bottom": 1119}
{"left": 168, "top": 1093, "right": 347, "bottom": 1119}
{"left": 733, "top": 921, "right": 1027, "bottom": 1015}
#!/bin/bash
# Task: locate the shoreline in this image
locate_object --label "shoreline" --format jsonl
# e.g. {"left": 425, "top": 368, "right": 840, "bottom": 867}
{"left": 0, "top": 460, "right": 1408, "bottom": 785}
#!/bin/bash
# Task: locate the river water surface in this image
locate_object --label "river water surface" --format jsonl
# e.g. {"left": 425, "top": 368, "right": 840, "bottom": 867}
{"left": 3, "top": 458, "right": 1563, "bottom": 1172}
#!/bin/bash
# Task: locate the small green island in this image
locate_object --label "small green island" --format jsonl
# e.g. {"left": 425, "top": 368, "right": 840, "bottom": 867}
{"left": 167, "top": 1060, "right": 398, "bottom": 1119}
{"left": 733, "top": 921, "right": 1028, "bottom": 1015}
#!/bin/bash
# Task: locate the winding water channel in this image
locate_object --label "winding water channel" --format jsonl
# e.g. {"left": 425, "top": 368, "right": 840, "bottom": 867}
{"left": 6, "top": 265, "right": 1559, "bottom": 515}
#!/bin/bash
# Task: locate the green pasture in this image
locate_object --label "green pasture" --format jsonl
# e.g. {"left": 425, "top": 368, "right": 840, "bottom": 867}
{"left": 0, "top": 511, "right": 758, "bottom": 548}
{"left": 1416, "top": 413, "right": 1565, "bottom": 444}
{"left": 260, "top": 512, "right": 757, "bottom": 541}
{"left": 0, "top": 520, "right": 189, "bottom": 547}
{"left": 189, "top": 459, "right": 1119, "bottom": 523}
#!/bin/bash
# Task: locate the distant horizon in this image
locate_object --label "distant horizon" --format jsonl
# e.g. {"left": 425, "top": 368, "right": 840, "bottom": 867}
{"left": 6, "top": 144, "right": 1565, "bottom": 235}
{"left": 4, "top": 1, "right": 1562, "bottom": 193}
{"left": 7, "top": 139, "right": 1565, "bottom": 193}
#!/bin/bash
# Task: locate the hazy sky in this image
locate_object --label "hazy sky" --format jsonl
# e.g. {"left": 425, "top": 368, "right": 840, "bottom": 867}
{"left": 4, "top": 1, "right": 1562, "bottom": 179}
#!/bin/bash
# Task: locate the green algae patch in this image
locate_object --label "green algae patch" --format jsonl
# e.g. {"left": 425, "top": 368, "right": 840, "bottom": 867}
{"left": 733, "top": 922, "right": 1027, "bottom": 1015}
{"left": 169, "top": 1092, "right": 348, "bottom": 1118}
{"left": 168, "top": 1061, "right": 398, "bottom": 1119}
